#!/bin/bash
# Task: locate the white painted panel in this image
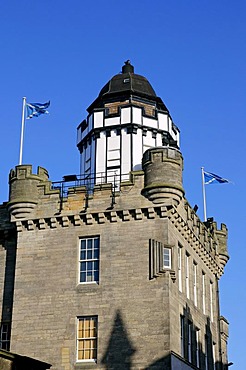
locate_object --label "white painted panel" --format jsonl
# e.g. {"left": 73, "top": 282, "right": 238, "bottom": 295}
{"left": 121, "top": 128, "right": 131, "bottom": 178}
{"left": 105, "top": 117, "right": 120, "bottom": 126}
{"left": 132, "top": 107, "right": 142, "bottom": 124}
{"left": 143, "top": 130, "right": 155, "bottom": 153}
{"left": 132, "top": 129, "right": 143, "bottom": 170}
{"left": 107, "top": 149, "right": 120, "bottom": 160}
{"left": 107, "top": 159, "right": 121, "bottom": 167}
{"left": 158, "top": 113, "right": 168, "bottom": 131}
{"left": 167, "top": 117, "right": 171, "bottom": 133}
{"left": 177, "top": 131, "right": 180, "bottom": 147}
{"left": 171, "top": 126, "right": 180, "bottom": 147}
{"left": 108, "top": 135, "right": 120, "bottom": 150}
{"left": 143, "top": 116, "right": 158, "bottom": 129}
{"left": 95, "top": 132, "right": 106, "bottom": 176}
{"left": 121, "top": 107, "right": 131, "bottom": 124}
{"left": 107, "top": 168, "right": 120, "bottom": 190}
{"left": 156, "top": 133, "right": 162, "bottom": 147}
{"left": 108, "top": 168, "right": 120, "bottom": 189}
{"left": 94, "top": 111, "right": 104, "bottom": 128}
{"left": 171, "top": 126, "right": 177, "bottom": 142}
{"left": 107, "top": 168, "right": 120, "bottom": 178}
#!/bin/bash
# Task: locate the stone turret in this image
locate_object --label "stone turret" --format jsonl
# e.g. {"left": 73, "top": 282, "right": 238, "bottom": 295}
{"left": 8, "top": 165, "right": 49, "bottom": 219}
{"left": 142, "top": 146, "right": 184, "bottom": 204}
{"left": 214, "top": 222, "right": 229, "bottom": 269}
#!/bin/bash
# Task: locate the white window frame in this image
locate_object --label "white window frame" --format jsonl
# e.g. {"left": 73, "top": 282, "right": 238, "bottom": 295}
{"left": 210, "top": 280, "right": 214, "bottom": 322}
{"left": 185, "top": 253, "right": 190, "bottom": 299}
{"left": 163, "top": 247, "right": 172, "bottom": 269}
{"left": 79, "top": 236, "right": 100, "bottom": 284}
{"left": 193, "top": 261, "right": 198, "bottom": 306}
{"left": 180, "top": 315, "right": 185, "bottom": 357}
{"left": 77, "top": 316, "right": 98, "bottom": 362}
{"left": 202, "top": 272, "right": 206, "bottom": 314}
{"left": 213, "top": 342, "right": 216, "bottom": 370}
{"left": 178, "top": 245, "right": 182, "bottom": 292}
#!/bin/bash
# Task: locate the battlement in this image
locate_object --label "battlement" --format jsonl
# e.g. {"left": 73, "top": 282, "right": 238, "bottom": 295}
{"left": 6, "top": 163, "right": 229, "bottom": 276}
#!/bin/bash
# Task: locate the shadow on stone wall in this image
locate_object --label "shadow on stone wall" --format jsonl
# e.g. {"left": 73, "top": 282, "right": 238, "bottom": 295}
{"left": 0, "top": 233, "right": 17, "bottom": 350}
{"left": 101, "top": 309, "right": 136, "bottom": 370}
{"left": 101, "top": 307, "right": 228, "bottom": 370}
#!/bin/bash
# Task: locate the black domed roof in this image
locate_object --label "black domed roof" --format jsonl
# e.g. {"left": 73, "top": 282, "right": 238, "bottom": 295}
{"left": 87, "top": 61, "right": 168, "bottom": 113}
{"left": 99, "top": 60, "right": 157, "bottom": 98}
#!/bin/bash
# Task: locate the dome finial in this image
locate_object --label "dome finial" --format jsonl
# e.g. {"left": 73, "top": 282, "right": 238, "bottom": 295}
{"left": 122, "top": 60, "right": 134, "bottom": 74}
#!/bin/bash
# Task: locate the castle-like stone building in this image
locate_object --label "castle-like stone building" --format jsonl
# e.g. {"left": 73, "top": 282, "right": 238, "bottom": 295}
{"left": 0, "top": 61, "right": 229, "bottom": 369}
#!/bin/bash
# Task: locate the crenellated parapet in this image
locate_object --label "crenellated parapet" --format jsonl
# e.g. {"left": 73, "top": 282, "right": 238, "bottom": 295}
{"left": 169, "top": 201, "right": 229, "bottom": 276}
{"left": 7, "top": 162, "right": 229, "bottom": 278}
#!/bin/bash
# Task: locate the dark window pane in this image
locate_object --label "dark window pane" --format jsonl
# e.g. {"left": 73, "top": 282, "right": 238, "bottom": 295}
{"left": 94, "top": 271, "right": 99, "bottom": 282}
{"left": 80, "top": 272, "right": 86, "bottom": 282}
{"left": 94, "top": 261, "right": 99, "bottom": 270}
{"left": 87, "top": 250, "right": 92, "bottom": 259}
{"left": 81, "top": 239, "right": 86, "bottom": 250}
{"left": 93, "top": 248, "right": 99, "bottom": 259}
{"left": 94, "top": 238, "right": 99, "bottom": 249}
{"left": 80, "top": 250, "right": 86, "bottom": 260}
{"left": 87, "top": 239, "right": 92, "bottom": 249}
{"left": 87, "top": 261, "right": 93, "bottom": 271}
{"left": 81, "top": 262, "right": 86, "bottom": 272}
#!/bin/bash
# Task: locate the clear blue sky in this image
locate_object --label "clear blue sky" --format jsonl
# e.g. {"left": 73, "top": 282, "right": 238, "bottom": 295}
{"left": 1, "top": 1, "right": 245, "bottom": 367}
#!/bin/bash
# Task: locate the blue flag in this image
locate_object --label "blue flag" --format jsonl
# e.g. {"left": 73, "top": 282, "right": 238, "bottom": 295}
{"left": 204, "top": 171, "right": 230, "bottom": 185}
{"left": 26, "top": 101, "right": 50, "bottom": 119}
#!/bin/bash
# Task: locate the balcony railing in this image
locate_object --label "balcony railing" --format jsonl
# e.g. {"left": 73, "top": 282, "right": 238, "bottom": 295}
{"left": 51, "top": 171, "right": 128, "bottom": 198}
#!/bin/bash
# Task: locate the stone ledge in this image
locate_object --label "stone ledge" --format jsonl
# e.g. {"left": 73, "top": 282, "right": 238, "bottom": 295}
{"left": 13, "top": 206, "right": 169, "bottom": 232}
{"left": 76, "top": 283, "right": 100, "bottom": 293}
{"left": 74, "top": 361, "right": 97, "bottom": 369}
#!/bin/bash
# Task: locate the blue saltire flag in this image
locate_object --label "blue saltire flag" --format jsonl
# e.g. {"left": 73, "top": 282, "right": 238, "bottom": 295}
{"left": 204, "top": 171, "right": 230, "bottom": 185}
{"left": 26, "top": 101, "right": 50, "bottom": 119}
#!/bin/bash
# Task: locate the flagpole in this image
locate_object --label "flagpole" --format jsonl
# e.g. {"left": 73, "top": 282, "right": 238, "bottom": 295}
{"left": 201, "top": 167, "right": 207, "bottom": 221}
{"left": 19, "top": 97, "right": 26, "bottom": 165}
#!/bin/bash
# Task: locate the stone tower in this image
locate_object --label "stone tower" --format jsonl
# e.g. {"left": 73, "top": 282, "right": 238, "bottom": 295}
{"left": 0, "top": 62, "right": 229, "bottom": 369}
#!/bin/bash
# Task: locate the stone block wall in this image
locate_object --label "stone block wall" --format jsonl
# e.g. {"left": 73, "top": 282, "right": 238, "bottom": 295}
{"left": 0, "top": 165, "right": 229, "bottom": 370}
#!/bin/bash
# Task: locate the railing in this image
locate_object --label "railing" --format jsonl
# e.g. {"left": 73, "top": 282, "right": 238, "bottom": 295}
{"left": 51, "top": 171, "right": 129, "bottom": 198}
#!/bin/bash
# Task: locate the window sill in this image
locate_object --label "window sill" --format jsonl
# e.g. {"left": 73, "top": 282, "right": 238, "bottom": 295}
{"left": 75, "top": 361, "right": 97, "bottom": 369}
{"left": 76, "top": 283, "right": 100, "bottom": 293}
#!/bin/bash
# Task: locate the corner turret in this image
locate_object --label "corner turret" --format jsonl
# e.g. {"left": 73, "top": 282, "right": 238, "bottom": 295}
{"left": 142, "top": 146, "right": 184, "bottom": 204}
{"left": 8, "top": 165, "right": 49, "bottom": 219}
